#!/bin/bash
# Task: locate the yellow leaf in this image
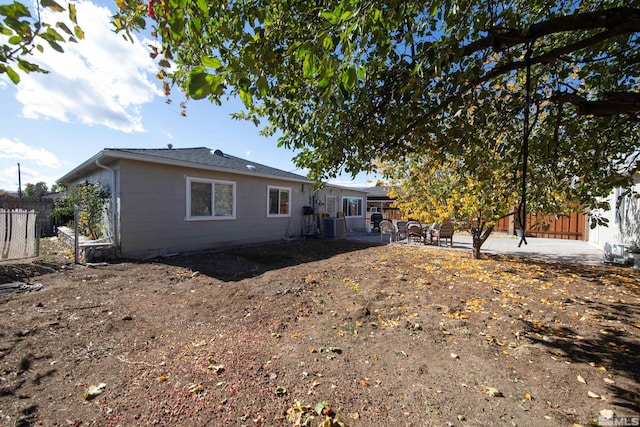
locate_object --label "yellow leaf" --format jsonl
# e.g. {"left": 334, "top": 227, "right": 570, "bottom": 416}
{"left": 523, "top": 392, "right": 532, "bottom": 401}
{"left": 484, "top": 386, "right": 503, "bottom": 397}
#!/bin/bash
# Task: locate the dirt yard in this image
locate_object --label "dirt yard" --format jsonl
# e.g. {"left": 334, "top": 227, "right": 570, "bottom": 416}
{"left": 0, "top": 237, "right": 639, "bottom": 427}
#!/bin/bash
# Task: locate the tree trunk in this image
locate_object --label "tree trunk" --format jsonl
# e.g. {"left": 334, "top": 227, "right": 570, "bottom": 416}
{"left": 470, "top": 224, "right": 495, "bottom": 259}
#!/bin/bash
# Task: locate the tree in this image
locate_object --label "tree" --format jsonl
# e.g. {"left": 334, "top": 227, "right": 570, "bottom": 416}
{"left": 49, "top": 182, "right": 109, "bottom": 239}
{"left": 112, "top": 1, "right": 638, "bottom": 176}
{"left": 0, "top": 0, "right": 83, "bottom": 83}
{"left": 22, "top": 181, "right": 48, "bottom": 199}
{"left": 5, "top": 2, "right": 638, "bottom": 236}
{"left": 382, "top": 110, "right": 521, "bottom": 258}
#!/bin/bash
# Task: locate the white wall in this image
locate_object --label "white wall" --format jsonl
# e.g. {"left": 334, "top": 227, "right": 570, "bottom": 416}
{"left": 589, "top": 176, "right": 640, "bottom": 249}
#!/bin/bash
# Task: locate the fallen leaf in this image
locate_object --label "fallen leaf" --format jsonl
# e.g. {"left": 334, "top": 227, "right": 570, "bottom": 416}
{"left": 485, "top": 386, "right": 503, "bottom": 397}
{"left": 187, "top": 383, "right": 204, "bottom": 394}
{"left": 577, "top": 375, "right": 586, "bottom": 384}
{"left": 587, "top": 391, "right": 600, "bottom": 398}
{"left": 600, "top": 409, "right": 614, "bottom": 419}
{"left": 83, "top": 383, "right": 106, "bottom": 400}
{"left": 523, "top": 392, "right": 532, "bottom": 401}
{"left": 603, "top": 378, "right": 615, "bottom": 384}
{"left": 315, "top": 401, "right": 330, "bottom": 416}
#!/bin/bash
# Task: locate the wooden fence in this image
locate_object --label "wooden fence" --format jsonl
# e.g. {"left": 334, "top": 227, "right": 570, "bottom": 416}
{"left": 0, "top": 209, "right": 39, "bottom": 261}
{"left": 0, "top": 197, "right": 55, "bottom": 236}
{"left": 494, "top": 210, "right": 586, "bottom": 240}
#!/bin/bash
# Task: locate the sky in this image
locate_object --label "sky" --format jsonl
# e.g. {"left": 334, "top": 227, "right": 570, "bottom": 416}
{"left": 0, "top": 0, "right": 376, "bottom": 193}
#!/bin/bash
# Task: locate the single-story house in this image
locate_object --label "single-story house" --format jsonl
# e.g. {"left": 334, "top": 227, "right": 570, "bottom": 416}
{"left": 57, "top": 147, "right": 367, "bottom": 258}
{"left": 364, "top": 184, "right": 401, "bottom": 224}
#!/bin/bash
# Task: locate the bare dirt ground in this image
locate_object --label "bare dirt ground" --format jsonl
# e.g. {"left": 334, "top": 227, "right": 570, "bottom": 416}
{"left": 0, "top": 237, "right": 639, "bottom": 427}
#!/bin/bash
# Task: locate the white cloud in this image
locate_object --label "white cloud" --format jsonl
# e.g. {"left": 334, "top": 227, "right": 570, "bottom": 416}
{"left": 0, "top": 138, "right": 61, "bottom": 168}
{"left": 246, "top": 151, "right": 251, "bottom": 156}
{"left": 0, "top": 164, "right": 59, "bottom": 191}
{"left": 12, "top": 1, "right": 162, "bottom": 133}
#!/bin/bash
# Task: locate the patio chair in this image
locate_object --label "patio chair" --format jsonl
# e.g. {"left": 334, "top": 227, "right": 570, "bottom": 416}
{"left": 395, "top": 220, "right": 408, "bottom": 242}
{"left": 379, "top": 220, "right": 395, "bottom": 243}
{"left": 407, "top": 221, "right": 424, "bottom": 245}
{"left": 432, "top": 222, "right": 454, "bottom": 246}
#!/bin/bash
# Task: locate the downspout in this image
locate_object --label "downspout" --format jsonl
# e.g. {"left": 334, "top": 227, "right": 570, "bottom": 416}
{"left": 95, "top": 159, "right": 119, "bottom": 253}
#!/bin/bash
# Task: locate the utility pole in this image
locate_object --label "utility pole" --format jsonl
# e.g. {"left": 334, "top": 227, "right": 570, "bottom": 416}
{"left": 17, "top": 163, "right": 22, "bottom": 198}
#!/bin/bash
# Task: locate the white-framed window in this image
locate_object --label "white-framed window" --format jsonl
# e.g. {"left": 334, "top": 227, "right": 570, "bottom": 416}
{"left": 267, "top": 185, "right": 291, "bottom": 217}
{"left": 186, "top": 176, "right": 236, "bottom": 220}
{"left": 342, "top": 196, "right": 363, "bottom": 217}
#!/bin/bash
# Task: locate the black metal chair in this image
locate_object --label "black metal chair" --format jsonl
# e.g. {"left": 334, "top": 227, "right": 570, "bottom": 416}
{"left": 370, "top": 213, "right": 383, "bottom": 231}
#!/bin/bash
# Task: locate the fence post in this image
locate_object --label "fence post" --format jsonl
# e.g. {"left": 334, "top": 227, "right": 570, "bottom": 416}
{"left": 74, "top": 205, "right": 79, "bottom": 264}
{"left": 35, "top": 213, "right": 40, "bottom": 257}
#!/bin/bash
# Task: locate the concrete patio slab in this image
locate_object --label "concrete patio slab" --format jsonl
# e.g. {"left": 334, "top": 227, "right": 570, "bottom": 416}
{"left": 342, "top": 230, "right": 606, "bottom": 266}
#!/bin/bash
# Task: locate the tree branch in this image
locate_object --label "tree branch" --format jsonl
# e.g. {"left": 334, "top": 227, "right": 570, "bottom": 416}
{"left": 550, "top": 92, "right": 640, "bottom": 116}
{"left": 405, "top": 7, "right": 640, "bottom": 134}
{"left": 462, "top": 7, "right": 640, "bottom": 56}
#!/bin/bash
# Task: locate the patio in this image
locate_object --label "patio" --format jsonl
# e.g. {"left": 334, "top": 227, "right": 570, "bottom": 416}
{"left": 342, "top": 229, "right": 605, "bottom": 266}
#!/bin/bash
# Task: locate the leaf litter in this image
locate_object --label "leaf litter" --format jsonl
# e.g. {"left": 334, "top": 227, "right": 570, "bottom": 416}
{"left": 0, "top": 237, "right": 639, "bottom": 426}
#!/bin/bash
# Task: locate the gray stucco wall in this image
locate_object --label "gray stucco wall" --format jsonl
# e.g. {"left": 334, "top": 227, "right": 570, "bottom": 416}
{"left": 314, "top": 186, "right": 368, "bottom": 232}
{"left": 117, "top": 159, "right": 312, "bottom": 258}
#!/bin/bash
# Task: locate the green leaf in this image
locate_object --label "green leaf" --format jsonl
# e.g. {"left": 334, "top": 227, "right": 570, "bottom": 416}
{"left": 73, "top": 25, "right": 84, "bottom": 40}
{"left": 256, "top": 75, "right": 268, "bottom": 96}
{"left": 44, "top": 27, "right": 64, "bottom": 42}
{"left": 303, "top": 52, "right": 316, "bottom": 77}
{"left": 340, "top": 10, "right": 354, "bottom": 21}
{"left": 5, "top": 65, "right": 20, "bottom": 84}
{"left": 17, "top": 59, "right": 45, "bottom": 73}
{"left": 46, "top": 40, "right": 64, "bottom": 53}
{"left": 322, "top": 34, "right": 334, "bottom": 51}
{"left": 341, "top": 66, "right": 357, "bottom": 90}
{"left": 40, "top": 0, "right": 65, "bottom": 13}
{"left": 0, "top": 2, "right": 30, "bottom": 19}
{"left": 196, "top": 0, "right": 208, "bottom": 13}
{"left": 202, "top": 56, "right": 222, "bottom": 70}
{"left": 68, "top": 2, "right": 77, "bottom": 24}
{"left": 187, "top": 68, "right": 212, "bottom": 100}
{"left": 239, "top": 88, "right": 252, "bottom": 107}
{"left": 7, "top": 35, "right": 21, "bottom": 45}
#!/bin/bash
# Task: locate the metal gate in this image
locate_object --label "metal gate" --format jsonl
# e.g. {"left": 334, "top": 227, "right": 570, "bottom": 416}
{"left": 0, "top": 209, "right": 39, "bottom": 261}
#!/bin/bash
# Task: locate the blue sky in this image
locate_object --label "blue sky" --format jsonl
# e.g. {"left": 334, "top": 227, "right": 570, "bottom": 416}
{"left": 0, "top": 0, "right": 376, "bottom": 193}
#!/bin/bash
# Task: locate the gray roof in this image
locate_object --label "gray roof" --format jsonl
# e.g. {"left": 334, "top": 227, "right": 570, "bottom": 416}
{"left": 365, "top": 185, "right": 394, "bottom": 199}
{"left": 59, "top": 147, "right": 311, "bottom": 184}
